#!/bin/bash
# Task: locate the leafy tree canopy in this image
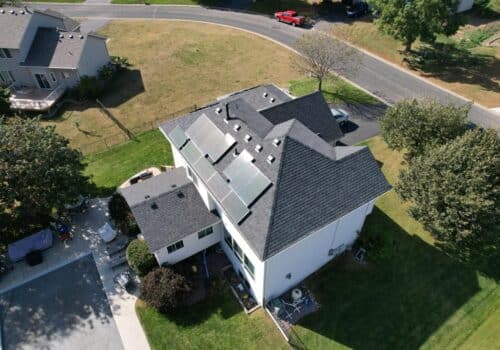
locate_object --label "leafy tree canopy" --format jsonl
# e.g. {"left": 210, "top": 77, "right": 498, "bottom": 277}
{"left": 369, "top": 0, "right": 465, "bottom": 51}
{"left": 396, "top": 129, "right": 499, "bottom": 243}
{"left": 380, "top": 99, "right": 470, "bottom": 159}
{"left": 0, "top": 117, "right": 87, "bottom": 242}
{"left": 126, "top": 239, "right": 157, "bottom": 277}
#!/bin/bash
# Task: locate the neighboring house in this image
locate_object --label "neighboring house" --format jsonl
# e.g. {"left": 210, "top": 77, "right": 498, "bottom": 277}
{"left": 0, "top": 7, "right": 110, "bottom": 111}
{"left": 120, "top": 85, "right": 391, "bottom": 305}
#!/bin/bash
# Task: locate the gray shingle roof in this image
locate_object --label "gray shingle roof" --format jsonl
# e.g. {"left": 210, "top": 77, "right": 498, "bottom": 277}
{"left": 40, "top": 9, "right": 80, "bottom": 31}
{"left": 22, "top": 28, "right": 86, "bottom": 68}
{"left": 260, "top": 91, "right": 344, "bottom": 144}
{"left": 0, "top": 8, "right": 32, "bottom": 49}
{"left": 119, "top": 168, "right": 221, "bottom": 252}
{"left": 159, "top": 85, "right": 391, "bottom": 260}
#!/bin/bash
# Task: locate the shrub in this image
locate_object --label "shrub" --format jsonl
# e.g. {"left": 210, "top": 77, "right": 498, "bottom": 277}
{"left": 111, "top": 56, "right": 131, "bottom": 70}
{"left": 140, "top": 267, "right": 192, "bottom": 313}
{"left": 0, "top": 86, "right": 12, "bottom": 116}
{"left": 126, "top": 239, "right": 157, "bottom": 276}
{"left": 77, "top": 76, "right": 103, "bottom": 100}
{"left": 108, "top": 193, "right": 133, "bottom": 224}
{"left": 98, "top": 63, "right": 115, "bottom": 81}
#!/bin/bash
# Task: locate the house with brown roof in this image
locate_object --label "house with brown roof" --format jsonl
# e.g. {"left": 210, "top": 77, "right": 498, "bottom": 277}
{"left": 0, "top": 7, "right": 110, "bottom": 111}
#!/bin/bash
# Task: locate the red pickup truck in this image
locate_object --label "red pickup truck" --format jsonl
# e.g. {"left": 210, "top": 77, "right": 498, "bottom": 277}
{"left": 274, "top": 10, "right": 306, "bottom": 27}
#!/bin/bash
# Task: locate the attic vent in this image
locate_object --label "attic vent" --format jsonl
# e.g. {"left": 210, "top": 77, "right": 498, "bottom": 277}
{"left": 270, "top": 97, "right": 275, "bottom": 103}
{"left": 69, "top": 34, "right": 74, "bottom": 39}
{"left": 267, "top": 155, "right": 275, "bottom": 164}
{"left": 255, "top": 144, "right": 263, "bottom": 152}
{"left": 215, "top": 107, "right": 222, "bottom": 114}
{"left": 272, "top": 138, "right": 281, "bottom": 146}
{"left": 262, "top": 92, "right": 268, "bottom": 98}
{"left": 177, "top": 191, "right": 185, "bottom": 199}
{"left": 233, "top": 124, "right": 241, "bottom": 132}
{"left": 244, "top": 134, "right": 252, "bottom": 142}
{"left": 151, "top": 203, "right": 158, "bottom": 210}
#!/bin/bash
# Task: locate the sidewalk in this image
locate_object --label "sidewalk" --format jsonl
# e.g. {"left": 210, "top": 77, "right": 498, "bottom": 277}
{"left": 0, "top": 198, "right": 150, "bottom": 350}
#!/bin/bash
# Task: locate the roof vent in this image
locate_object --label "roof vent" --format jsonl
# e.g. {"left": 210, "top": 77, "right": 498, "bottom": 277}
{"left": 59, "top": 34, "right": 64, "bottom": 39}
{"left": 233, "top": 148, "right": 240, "bottom": 157}
{"left": 69, "top": 34, "right": 74, "bottom": 39}
{"left": 171, "top": 184, "right": 177, "bottom": 188}
{"left": 151, "top": 203, "right": 158, "bottom": 210}
{"left": 20, "top": 10, "right": 25, "bottom": 14}
{"left": 0, "top": 10, "right": 5, "bottom": 14}
{"left": 10, "top": 10, "right": 15, "bottom": 14}
{"left": 270, "top": 97, "right": 275, "bottom": 103}
{"left": 144, "top": 195, "right": 150, "bottom": 199}
{"left": 266, "top": 155, "right": 275, "bottom": 164}
{"left": 273, "top": 138, "right": 281, "bottom": 146}
{"left": 79, "top": 34, "right": 84, "bottom": 39}
{"left": 177, "top": 191, "right": 185, "bottom": 199}
{"left": 255, "top": 144, "right": 263, "bottom": 152}
{"left": 244, "top": 134, "right": 252, "bottom": 142}
{"left": 215, "top": 107, "right": 222, "bottom": 114}
{"left": 233, "top": 124, "right": 241, "bottom": 132}
{"left": 262, "top": 92, "right": 268, "bottom": 98}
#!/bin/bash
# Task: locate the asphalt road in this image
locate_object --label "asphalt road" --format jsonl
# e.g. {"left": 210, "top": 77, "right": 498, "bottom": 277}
{"left": 31, "top": 4, "right": 499, "bottom": 130}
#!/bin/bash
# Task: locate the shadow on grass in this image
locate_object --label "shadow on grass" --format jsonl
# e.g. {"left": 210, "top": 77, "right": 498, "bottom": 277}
{"left": 405, "top": 43, "right": 500, "bottom": 93}
{"left": 297, "top": 207, "right": 481, "bottom": 349}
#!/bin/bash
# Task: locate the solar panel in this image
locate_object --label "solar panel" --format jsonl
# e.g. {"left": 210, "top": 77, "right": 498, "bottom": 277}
{"left": 185, "top": 114, "right": 235, "bottom": 162}
{"left": 180, "top": 141, "right": 202, "bottom": 164}
{"left": 168, "top": 126, "right": 188, "bottom": 149}
{"left": 206, "top": 173, "right": 230, "bottom": 201}
{"left": 223, "top": 150, "right": 272, "bottom": 206}
{"left": 193, "top": 156, "right": 216, "bottom": 182}
{"left": 222, "top": 191, "right": 250, "bottom": 224}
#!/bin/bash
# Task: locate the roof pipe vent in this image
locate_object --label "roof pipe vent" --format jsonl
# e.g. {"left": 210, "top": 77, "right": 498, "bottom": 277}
{"left": 262, "top": 92, "right": 268, "bottom": 98}
{"left": 233, "top": 148, "right": 240, "bottom": 157}
{"left": 0, "top": 10, "right": 5, "bottom": 14}
{"left": 69, "top": 34, "right": 74, "bottom": 39}
{"left": 267, "top": 155, "right": 275, "bottom": 164}
{"left": 215, "top": 107, "right": 222, "bottom": 114}
{"left": 233, "top": 124, "right": 241, "bottom": 132}
{"left": 79, "top": 34, "right": 84, "bottom": 39}
{"left": 255, "top": 144, "right": 263, "bottom": 152}
{"left": 59, "top": 34, "right": 64, "bottom": 39}
{"left": 10, "top": 10, "right": 15, "bottom": 14}
{"left": 270, "top": 97, "right": 275, "bottom": 103}
{"left": 273, "top": 138, "right": 281, "bottom": 146}
{"left": 20, "top": 10, "right": 25, "bottom": 15}
{"left": 244, "top": 134, "right": 252, "bottom": 142}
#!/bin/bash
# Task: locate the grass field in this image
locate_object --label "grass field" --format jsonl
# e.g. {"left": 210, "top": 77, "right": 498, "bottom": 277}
{"left": 84, "top": 129, "right": 172, "bottom": 196}
{"left": 43, "top": 20, "right": 302, "bottom": 152}
{"left": 126, "top": 134, "right": 499, "bottom": 349}
{"left": 330, "top": 20, "right": 500, "bottom": 107}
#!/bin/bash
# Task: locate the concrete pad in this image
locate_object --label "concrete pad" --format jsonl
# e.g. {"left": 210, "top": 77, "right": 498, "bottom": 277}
{"left": 0, "top": 255, "right": 124, "bottom": 350}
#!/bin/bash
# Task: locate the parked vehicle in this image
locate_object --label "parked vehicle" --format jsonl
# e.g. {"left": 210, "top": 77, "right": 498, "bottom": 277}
{"left": 330, "top": 108, "right": 350, "bottom": 125}
{"left": 346, "top": 2, "right": 370, "bottom": 18}
{"left": 274, "top": 10, "right": 306, "bottom": 27}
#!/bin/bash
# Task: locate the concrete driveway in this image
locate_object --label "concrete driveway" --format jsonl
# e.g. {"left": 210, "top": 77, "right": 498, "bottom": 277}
{"left": 0, "top": 254, "right": 124, "bottom": 350}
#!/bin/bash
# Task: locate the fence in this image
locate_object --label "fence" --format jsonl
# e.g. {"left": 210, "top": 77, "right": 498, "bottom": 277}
{"left": 77, "top": 103, "right": 198, "bottom": 155}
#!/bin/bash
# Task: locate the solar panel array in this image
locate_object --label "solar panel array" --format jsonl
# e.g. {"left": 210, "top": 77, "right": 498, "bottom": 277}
{"left": 185, "top": 114, "right": 236, "bottom": 163}
{"left": 223, "top": 150, "right": 272, "bottom": 206}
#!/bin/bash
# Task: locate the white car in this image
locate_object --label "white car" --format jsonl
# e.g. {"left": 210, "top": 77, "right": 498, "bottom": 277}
{"left": 330, "top": 108, "right": 350, "bottom": 125}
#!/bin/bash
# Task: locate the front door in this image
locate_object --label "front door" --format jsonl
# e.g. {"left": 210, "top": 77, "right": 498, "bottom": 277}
{"left": 34, "top": 73, "right": 51, "bottom": 89}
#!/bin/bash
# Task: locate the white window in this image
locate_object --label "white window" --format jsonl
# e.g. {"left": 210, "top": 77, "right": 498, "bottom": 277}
{"left": 198, "top": 226, "right": 213, "bottom": 239}
{"left": 223, "top": 228, "right": 254, "bottom": 279}
{"left": 244, "top": 255, "right": 255, "bottom": 278}
{"left": 50, "top": 72, "right": 57, "bottom": 83}
{"left": 0, "top": 49, "right": 12, "bottom": 59}
{"left": 167, "top": 240, "right": 184, "bottom": 254}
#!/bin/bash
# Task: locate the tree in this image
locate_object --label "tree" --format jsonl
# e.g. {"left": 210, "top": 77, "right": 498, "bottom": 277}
{"left": 0, "top": 117, "right": 87, "bottom": 242}
{"left": 380, "top": 99, "right": 470, "bottom": 159}
{"left": 0, "top": 86, "right": 12, "bottom": 116}
{"left": 369, "top": 0, "right": 465, "bottom": 51}
{"left": 108, "top": 193, "right": 133, "bottom": 224}
{"left": 126, "top": 239, "right": 157, "bottom": 276}
{"left": 293, "top": 31, "right": 360, "bottom": 91}
{"left": 396, "top": 129, "right": 499, "bottom": 243}
{"left": 140, "top": 267, "right": 192, "bottom": 313}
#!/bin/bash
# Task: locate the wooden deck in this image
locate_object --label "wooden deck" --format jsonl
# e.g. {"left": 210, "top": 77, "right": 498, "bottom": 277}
{"left": 9, "top": 84, "right": 66, "bottom": 111}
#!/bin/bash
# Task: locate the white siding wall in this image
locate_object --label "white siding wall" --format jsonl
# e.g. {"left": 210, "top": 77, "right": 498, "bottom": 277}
{"left": 263, "top": 200, "right": 375, "bottom": 302}
{"left": 154, "top": 222, "right": 223, "bottom": 266}
{"left": 77, "top": 36, "right": 110, "bottom": 77}
{"left": 0, "top": 49, "right": 30, "bottom": 86}
{"left": 170, "top": 144, "right": 266, "bottom": 303}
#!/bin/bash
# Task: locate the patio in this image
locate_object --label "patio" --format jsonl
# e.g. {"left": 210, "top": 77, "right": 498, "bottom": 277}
{"left": 266, "top": 284, "right": 319, "bottom": 341}
{"left": 9, "top": 84, "right": 66, "bottom": 111}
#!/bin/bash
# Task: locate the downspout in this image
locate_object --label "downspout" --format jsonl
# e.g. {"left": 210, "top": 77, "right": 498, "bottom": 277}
{"left": 202, "top": 249, "right": 209, "bottom": 279}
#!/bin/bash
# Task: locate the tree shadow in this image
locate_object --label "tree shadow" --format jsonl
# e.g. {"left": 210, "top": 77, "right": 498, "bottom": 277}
{"left": 0, "top": 255, "right": 120, "bottom": 350}
{"left": 297, "top": 207, "right": 482, "bottom": 349}
{"left": 405, "top": 43, "right": 500, "bottom": 93}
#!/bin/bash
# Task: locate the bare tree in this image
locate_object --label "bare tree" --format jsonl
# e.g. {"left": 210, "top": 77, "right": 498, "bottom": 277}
{"left": 293, "top": 31, "right": 360, "bottom": 91}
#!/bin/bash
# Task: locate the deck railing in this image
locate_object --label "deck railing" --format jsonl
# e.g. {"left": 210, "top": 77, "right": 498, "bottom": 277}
{"left": 9, "top": 84, "right": 67, "bottom": 111}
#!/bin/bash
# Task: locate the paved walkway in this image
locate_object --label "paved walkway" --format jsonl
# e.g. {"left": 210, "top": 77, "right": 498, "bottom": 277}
{"left": 0, "top": 199, "right": 150, "bottom": 350}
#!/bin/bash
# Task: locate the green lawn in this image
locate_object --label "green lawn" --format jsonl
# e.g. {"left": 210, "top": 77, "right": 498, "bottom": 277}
{"left": 84, "top": 129, "right": 172, "bottom": 196}
{"left": 136, "top": 288, "right": 287, "bottom": 350}
{"left": 289, "top": 75, "right": 379, "bottom": 105}
{"left": 130, "top": 135, "right": 499, "bottom": 349}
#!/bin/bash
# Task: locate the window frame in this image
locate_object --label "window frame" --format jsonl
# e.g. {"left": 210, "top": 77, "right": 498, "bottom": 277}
{"left": 167, "top": 240, "right": 184, "bottom": 254}
{"left": 198, "top": 226, "right": 214, "bottom": 239}
{"left": 0, "top": 49, "right": 12, "bottom": 59}
{"left": 244, "top": 255, "right": 255, "bottom": 278}
{"left": 49, "top": 72, "right": 57, "bottom": 83}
